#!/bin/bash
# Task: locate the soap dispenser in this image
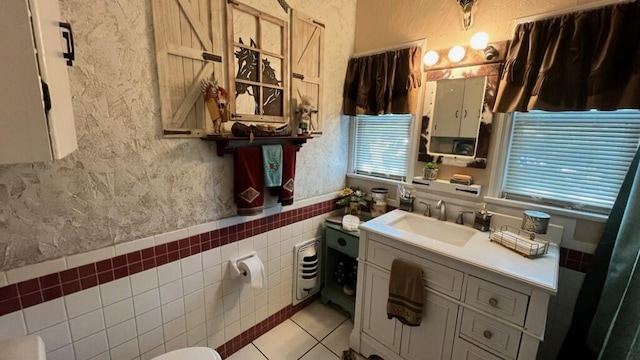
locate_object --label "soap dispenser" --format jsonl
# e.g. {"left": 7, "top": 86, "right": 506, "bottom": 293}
{"left": 473, "top": 203, "right": 492, "bottom": 232}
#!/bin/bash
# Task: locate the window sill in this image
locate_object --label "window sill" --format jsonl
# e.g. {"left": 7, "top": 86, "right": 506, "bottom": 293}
{"left": 346, "top": 173, "right": 408, "bottom": 187}
{"left": 484, "top": 196, "right": 609, "bottom": 223}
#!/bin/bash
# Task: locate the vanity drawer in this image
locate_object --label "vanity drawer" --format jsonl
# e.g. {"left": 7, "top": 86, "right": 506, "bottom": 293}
{"left": 326, "top": 227, "right": 359, "bottom": 258}
{"left": 367, "top": 240, "right": 463, "bottom": 299}
{"left": 464, "top": 276, "right": 529, "bottom": 326}
{"left": 459, "top": 308, "right": 522, "bottom": 359}
{"left": 452, "top": 338, "right": 504, "bottom": 360}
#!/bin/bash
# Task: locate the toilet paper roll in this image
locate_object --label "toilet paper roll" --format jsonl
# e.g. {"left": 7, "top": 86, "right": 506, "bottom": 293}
{"left": 238, "top": 255, "right": 267, "bottom": 289}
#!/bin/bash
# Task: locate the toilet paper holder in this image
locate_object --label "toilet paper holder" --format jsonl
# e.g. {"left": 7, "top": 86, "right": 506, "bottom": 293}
{"left": 230, "top": 252, "right": 258, "bottom": 277}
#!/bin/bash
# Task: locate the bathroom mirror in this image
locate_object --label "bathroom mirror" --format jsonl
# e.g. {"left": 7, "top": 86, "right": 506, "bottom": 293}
{"left": 428, "top": 76, "right": 486, "bottom": 157}
{"left": 418, "top": 63, "right": 500, "bottom": 168}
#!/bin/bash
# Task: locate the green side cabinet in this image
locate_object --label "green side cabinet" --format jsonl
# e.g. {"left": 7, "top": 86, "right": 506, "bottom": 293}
{"left": 320, "top": 222, "right": 360, "bottom": 320}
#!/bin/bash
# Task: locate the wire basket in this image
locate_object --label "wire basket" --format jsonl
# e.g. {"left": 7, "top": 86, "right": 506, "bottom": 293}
{"left": 489, "top": 225, "right": 549, "bottom": 257}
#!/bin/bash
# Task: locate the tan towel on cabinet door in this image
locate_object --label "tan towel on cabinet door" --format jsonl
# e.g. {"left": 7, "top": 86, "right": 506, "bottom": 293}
{"left": 387, "top": 259, "right": 424, "bottom": 326}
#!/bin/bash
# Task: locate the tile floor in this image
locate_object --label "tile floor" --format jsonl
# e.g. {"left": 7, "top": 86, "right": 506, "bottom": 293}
{"left": 228, "top": 301, "right": 366, "bottom": 360}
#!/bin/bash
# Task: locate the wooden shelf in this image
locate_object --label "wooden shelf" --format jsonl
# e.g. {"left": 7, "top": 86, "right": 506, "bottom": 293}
{"left": 201, "top": 134, "right": 313, "bottom": 157}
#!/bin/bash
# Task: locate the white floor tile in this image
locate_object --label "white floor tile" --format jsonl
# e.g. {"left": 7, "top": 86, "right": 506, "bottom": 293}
{"left": 322, "top": 320, "right": 353, "bottom": 356}
{"left": 300, "top": 343, "right": 339, "bottom": 360}
{"left": 227, "top": 344, "right": 268, "bottom": 360}
{"left": 291, "top": 301, "right": 347, "bottom": 340}
{"left": 253, "top": 320, "right": 317, "bottom": 360}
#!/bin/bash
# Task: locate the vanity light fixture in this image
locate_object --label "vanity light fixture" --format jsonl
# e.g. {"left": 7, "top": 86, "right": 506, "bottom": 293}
{"left": 423, "top": 50, "right": 440, "bottom": 66}
{"left": 448, "top": 46, "right": 466, "bottom": 62}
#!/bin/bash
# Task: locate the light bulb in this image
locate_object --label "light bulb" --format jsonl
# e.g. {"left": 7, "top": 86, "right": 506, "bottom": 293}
{"left": 423, "top": 51, "right": 439, "bottom": 66}
{"left": 470, "top": 32, "right": 489, "bottom": 50}
{"left": 448, "top": 46, "right": 466, "bottom": 62}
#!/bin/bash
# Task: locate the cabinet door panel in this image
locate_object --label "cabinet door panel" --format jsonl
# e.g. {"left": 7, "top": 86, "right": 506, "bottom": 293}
{"left": 362, "top": 266, "right": 402, "bottom": 353}
{"left": 432, "top": 78, "right": 465, "bottom": 137}
{"left": 459, "top": 77, "right": 486, "bottom": 139}
{"left": 0, "top": 0, "right": 52, "bottom": 164}
{"left": 400, "top": 290, "right": 458, "bottom": 360}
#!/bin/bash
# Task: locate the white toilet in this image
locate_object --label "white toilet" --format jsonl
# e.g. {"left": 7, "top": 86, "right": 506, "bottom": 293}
{"left": 151, "top": 347, "right": 222, "bottom": 360}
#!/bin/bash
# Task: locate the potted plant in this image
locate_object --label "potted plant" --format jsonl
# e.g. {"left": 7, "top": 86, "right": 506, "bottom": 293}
{"left": 336, "top": 187, "right": 367, "bottom": 216}
{"left": 423, "top": 162, "right": 439, "bottom": 180}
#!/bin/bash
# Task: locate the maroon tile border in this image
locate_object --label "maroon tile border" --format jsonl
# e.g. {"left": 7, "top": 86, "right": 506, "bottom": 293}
{"left": 0, "top": 199, "right": 340, "bottom": 317}
{"left": 558, "top": 247, "right": 592, "bottom": 273}
{"left": 215, "top": 293, "right": 321, "bottom": 359}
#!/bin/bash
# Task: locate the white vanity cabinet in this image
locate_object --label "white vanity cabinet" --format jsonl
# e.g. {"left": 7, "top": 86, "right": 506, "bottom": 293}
{"left": 351, "top": 232, "right": 556, "bottom": 360}
{"left": 362, "top": 265, "right": 458, "bottom": 360}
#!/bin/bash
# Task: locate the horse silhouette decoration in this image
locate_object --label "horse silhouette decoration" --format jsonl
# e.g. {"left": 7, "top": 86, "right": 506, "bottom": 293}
{"left": 234, "top": 38, "right": 283, "bottom": 117}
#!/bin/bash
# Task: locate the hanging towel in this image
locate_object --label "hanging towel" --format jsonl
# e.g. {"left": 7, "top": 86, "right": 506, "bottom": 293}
{"left": 262, "top": 145, "right": 283, "bottom": 187}
{"left": 387, "top": 259, "right": 424, "bottom": 326}
{"left": 234, "top": 146, "right": 264, "bottom": 216}
{"left": 279, "top": 144, "right": 297, "bottom": 206}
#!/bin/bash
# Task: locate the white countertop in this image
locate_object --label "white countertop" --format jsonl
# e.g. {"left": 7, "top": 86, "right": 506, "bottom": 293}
{"left": 359, "top": 210, "right": 559, "bottom": 294}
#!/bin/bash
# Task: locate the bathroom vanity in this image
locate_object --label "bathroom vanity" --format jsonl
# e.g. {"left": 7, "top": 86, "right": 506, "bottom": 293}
{"left": 350, "top": 210, "right": 559, "bottom": 360}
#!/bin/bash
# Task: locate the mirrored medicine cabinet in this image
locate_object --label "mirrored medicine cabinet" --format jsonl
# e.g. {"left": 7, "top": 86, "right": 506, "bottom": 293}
{"left": 418, "top": 62, "right": 502, "bottom": 169}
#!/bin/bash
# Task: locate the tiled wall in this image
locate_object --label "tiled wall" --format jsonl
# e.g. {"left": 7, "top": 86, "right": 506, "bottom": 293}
{"left": 0, "top": 198, "right": 338, "bottom": 360}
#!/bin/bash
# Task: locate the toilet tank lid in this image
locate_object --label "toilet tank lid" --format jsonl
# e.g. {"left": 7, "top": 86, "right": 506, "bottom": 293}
{"left": 151, "top": 347, "right": 221, "bottom": 360}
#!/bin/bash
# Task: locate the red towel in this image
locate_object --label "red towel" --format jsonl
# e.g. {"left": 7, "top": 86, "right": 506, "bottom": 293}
{"left": 279, "top": 144, "right": 297, "bottom": 206}
{"left": 234, "top": 146, "right": 264, "bottom": 215}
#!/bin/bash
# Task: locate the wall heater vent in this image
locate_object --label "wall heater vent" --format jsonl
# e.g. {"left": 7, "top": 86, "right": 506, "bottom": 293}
{"left": 292, "top": 238, "right": 321, "bottom": 305}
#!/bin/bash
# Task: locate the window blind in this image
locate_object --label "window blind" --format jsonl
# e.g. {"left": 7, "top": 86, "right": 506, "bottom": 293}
{"left": 353, "top": 114, "right": 412, "bottom": 180}
{"left": 503, "top": 111, "right": 640, "bottom": 213}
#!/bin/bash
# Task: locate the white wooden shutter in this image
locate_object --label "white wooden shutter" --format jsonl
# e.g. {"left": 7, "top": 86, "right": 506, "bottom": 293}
{"left": 291, "top": 10, "right": 324, "bottom": 134}
{"left": 151, "top": 0, "right": 225, "bottom": 137}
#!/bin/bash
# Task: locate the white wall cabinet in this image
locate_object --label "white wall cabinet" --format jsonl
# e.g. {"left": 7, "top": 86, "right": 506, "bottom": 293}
{"left": 0, "top": 0, "right": 77, "bottom": 165}
{"left": 431, "top": 77, "right": 485, "bottom": 139}
{"left": 352, "top": 236, "right": 552, "bottom": 360}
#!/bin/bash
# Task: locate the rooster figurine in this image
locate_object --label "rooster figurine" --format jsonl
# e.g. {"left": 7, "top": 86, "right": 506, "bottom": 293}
{"left": 201, "top": 76, "right": 229, "bottom": 134}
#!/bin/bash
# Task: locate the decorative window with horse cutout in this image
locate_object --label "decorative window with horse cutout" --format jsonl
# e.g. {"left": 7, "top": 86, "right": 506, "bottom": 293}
{"left": 226, "top": 2, "right": 288, "bottom": 123}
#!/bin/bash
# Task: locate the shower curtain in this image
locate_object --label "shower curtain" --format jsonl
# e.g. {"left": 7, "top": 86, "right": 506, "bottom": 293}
{"left": 559, "top": 144, "right": 640, "bottom": 359}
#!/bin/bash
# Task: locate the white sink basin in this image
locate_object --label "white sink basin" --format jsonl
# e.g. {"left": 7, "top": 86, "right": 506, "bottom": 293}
{"left": 387, "top": 212, "right": 476, "bottom": 247}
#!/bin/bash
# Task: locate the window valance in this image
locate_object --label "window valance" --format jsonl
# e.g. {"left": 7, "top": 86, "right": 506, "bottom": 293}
{"left": 343, "top": 46, "right": 422, "bottom": 115}
{"left": 494, "top": 2, "right": 640, "bottom": 112}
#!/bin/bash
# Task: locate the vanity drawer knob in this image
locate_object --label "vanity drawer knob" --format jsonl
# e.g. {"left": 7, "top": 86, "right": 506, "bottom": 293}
{"left": 489, "top": 298, "right": 498, "bottom": 307}
{"left": 338, "top": 237, "right": 347, "bottom": 246}
{"left": 483, "top": 330, "right": 492, "bottom": 339}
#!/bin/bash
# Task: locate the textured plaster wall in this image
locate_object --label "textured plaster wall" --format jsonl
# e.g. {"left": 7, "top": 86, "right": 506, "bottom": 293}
{"left": 0, "top": 0, "right": 356, "bottom": 271}
{"left": 355, "top": 0, "right": 603, "bottom": 52}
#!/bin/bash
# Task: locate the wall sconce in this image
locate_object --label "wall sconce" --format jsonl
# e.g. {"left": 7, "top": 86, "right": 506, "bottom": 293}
{"left": 457, "top": 0, "right": 476, "bottom": 31}
{"left": 448, "top": 46, "right": 466, "bottom": 62}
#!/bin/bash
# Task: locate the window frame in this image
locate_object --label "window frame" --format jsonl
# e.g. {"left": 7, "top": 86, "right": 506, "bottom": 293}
{"left": 487, "top": 111, "right": 640, "bottom": 220}
{"left": 348, "top": 114, "right": 418, "bottom": 184}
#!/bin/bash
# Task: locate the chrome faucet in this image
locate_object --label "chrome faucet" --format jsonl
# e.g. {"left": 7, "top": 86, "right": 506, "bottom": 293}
{"left": 419, "top": 201, "right": 431, "bottom": 217}
{"left": 435, "top": 200, "right": 446, "bottom": 221}
{"left": 456, "top": 210, "right": 475, "bottom": 225}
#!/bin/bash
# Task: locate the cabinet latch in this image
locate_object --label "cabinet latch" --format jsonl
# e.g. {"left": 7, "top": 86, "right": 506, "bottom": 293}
{"left": 41, "top": 80, "right": 51, "bottom": 114}
{"left": 59, "top": 22, "right": 75, "bottom": 67}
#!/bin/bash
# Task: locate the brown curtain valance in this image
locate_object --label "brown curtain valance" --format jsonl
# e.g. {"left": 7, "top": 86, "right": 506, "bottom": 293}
{"left": 343, "top": 46, "right": 422, "bottom": 115}
{"left": 494, "top": 2, "right": 640, "bottom": 112}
